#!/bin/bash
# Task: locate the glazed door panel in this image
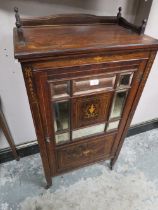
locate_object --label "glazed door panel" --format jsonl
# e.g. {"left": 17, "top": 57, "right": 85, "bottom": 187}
{"left": 36, "top": 67, "right": 131, "bottom": 143}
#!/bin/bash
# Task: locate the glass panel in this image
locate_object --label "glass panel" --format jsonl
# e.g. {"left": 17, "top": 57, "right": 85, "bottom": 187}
{"left": 107, "top": 120, "right": 120, "bottom": 131}
{"left": 54, "top": 101, "right": 69, "bottom": 132}
{"left": 118, "top": 73, "right": 133, "bottom": 89}
{"left": 72, "top": 123, "right": 105, "bottom": 140}
{"left": 73, "top": 75, "right": 116, "bottom": 95}
{"left": 50, "top": 81, "right": 70, "bottom": 99}
{"left": 55, "top": 132, "right": 69, "bottom": 144}
{"left": 110, "top": 91, "right": 127, "bottom": 119}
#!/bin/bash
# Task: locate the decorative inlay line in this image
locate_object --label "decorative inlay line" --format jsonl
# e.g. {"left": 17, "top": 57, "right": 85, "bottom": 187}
{"left": 24, "top": 67, "right": 37, "bottom": 103}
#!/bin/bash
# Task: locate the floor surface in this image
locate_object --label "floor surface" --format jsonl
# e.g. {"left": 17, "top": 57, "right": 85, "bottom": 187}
{"left": 0, "top": 129, "right": 158, "bottom": 210}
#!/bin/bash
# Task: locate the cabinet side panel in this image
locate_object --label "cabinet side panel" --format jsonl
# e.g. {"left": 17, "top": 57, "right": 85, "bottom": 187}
{"left": 111, "top": 51, "right": 157, "bottom": 167}
{"left": 22, "top": 65, "right": 52, "bottom": 187}
{"left": 33, "top": 72, "right": 57, "bottom": 176}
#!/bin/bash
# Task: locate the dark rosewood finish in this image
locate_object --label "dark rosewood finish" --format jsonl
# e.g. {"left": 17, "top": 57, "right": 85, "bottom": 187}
{"left": 13, "top": 7, "right": 158, "bottom": 188}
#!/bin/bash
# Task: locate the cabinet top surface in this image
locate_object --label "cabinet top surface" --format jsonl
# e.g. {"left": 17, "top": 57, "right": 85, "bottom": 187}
{"left": 14, "top": 22, "right": 158, "bottom": 60}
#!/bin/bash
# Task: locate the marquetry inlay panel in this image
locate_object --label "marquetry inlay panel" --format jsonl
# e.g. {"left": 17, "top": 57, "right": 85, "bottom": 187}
{"left": 72, "top": 92, "right": 113, "bottom": 129}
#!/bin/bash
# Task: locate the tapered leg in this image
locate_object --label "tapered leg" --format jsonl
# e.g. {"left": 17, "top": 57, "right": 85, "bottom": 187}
{"left": 38, "top": 143, "right": 53, "bottom": 189}
{"left": 109, "top": 158, "right": 115, "bottom": 170}
{"left": 0, "top": 109, "right": 20, "bottom": 161}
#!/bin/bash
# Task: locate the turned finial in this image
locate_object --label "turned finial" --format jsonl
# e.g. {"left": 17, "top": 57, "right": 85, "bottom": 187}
{"left": 14, "top": 7, "right": 25, "bottom": 44}
{"left": 117, "top": 7, "right": 122, "bottom": 20}
{"left": 14, "top": 7, "right": 22, "bottom": 29}
{"left": 139, "top": 19, "right": 147, "bottom": 34}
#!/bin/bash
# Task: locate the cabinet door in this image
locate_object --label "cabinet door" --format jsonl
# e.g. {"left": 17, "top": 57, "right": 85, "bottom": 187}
{"left": 33, "top": 57, "right": 148, "bottom": 174}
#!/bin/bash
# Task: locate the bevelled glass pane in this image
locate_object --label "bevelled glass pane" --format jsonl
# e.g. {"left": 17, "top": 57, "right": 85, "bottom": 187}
{"left": 55, "top": 132, "right": 69, "bottom": 144}
{"left": 72, "top": 123, "right": 105, "bottom": 140}
{"left": 50, "top": 81, "right": 70, "bottom": 99}
{"left": 110, "top": 91, "right": 127, "bottom": 119}
{"left": 118, "top": 73, "right": 133, "bottom": 89}
{"left": 54, "top": 101, "right": 69, "bottom": 132}
{"left": 107, "top": 120, "right": 120, "bottom": 131}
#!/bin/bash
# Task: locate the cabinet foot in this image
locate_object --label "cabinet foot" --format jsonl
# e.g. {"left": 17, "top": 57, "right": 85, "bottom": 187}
{"left": 45, "top": 179, "right": 52, "bottom": 189}
{"left": 109, "top": 164, "right": 113, "bottom": 170}
{"left": 16, "top": 156, "right": 20, "bottom": 161}
{"left": 45, "top": 183, "right": 52, "bottom": 189}
{"left": 109, "top": 159, "right": 114, "bottom": 170}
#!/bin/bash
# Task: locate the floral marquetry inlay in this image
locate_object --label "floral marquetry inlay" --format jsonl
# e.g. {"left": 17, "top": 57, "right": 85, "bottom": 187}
{"left": 84, "top": 103, "right": 98, "bottom": 119}
{"left": 72, "top": 92, "right": 112, "bottom": 129}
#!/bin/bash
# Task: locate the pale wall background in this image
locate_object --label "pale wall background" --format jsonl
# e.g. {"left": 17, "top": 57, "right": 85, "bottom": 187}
{"left": 0, "top": 0, "right": 157, "bottom": 149}
{"left": 131, "top": 0, "right": 158, "bottom": 124}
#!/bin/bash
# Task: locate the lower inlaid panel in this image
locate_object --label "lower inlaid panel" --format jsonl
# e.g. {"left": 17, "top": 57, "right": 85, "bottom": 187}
{"left": 56, "top": 133, "right": 115, "bottom": 171}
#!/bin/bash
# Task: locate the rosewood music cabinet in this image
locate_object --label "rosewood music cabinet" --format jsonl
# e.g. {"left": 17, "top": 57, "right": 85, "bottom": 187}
{"left": 13, "top": 7, "right": 158, "bottom": 188}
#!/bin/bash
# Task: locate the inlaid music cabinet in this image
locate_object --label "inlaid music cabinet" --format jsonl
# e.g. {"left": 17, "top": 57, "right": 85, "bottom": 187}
{"left": 13, "top": 7, "right": 158, "bottom": 188}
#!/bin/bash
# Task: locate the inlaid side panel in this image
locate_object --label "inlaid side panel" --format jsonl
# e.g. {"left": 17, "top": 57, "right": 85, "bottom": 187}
{"left": 22, "top": 66, "right": 53, "bottom": 187}
{"left": 110, "top": 51, "right": 157, "bottom": 168}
